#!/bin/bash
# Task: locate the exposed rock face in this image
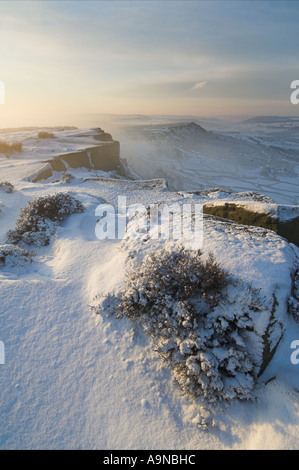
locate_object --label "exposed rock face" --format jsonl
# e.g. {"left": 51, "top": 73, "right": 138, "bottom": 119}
{"left": 181, "top": 190, "right": 299, "bottom": 247}
{"left": 202, "top": 203, "right": 299, "bottom": 247}
{"left": 203, "top": 203, "right": 279, "bottom": 232}
{"left": 93, "top": 132, "right": 113, "bottom": 142}
{"left": 50, "top": 141, "right": 120, "bottom": 171}
{"left": 279, "top": 217, "right": 299, "bottom": 247}
{"left": 27, "top": 129, "right": 125, "bottom": 182}
{"left": 28, "top": 163, "right": 53, "bottom": 183}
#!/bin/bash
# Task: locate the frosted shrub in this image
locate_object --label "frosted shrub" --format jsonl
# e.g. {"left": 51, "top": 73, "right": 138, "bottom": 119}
{"left": 7, "top": 192, "right": 84, "bottom": 247}
{"left": 0, "top": 244, "right": 34, "bottom": 267}
{"left": 94, "top": 247, "right": 258, "bottom": 409}
{"left": 0, "top": 181, "right": 14, "bottom": 193}
{"left": 289, "top": 270, "right": 299, "bottom": 322}
{"left": 60, "top": 173, "right": 74, "bottom": 184}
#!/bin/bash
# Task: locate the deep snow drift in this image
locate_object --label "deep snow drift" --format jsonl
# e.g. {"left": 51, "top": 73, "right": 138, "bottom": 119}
{"left": 0, "top": 126, "right": 298, "bottom": 449}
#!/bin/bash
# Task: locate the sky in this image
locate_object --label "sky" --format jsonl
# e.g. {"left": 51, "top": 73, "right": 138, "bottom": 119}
{"left": 0, "top": 0, "right": 299, "bottom": 127}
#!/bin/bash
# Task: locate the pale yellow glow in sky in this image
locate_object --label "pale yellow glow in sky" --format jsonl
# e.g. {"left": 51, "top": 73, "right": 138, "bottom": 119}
{"left": 0, "top": 1, "right": 298, "bottom": 128}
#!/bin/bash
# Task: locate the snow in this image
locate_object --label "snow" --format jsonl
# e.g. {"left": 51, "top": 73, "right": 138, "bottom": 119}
{"left": 201, "top": 199, "right": 299, "bottom": 222}
{"left": 115, "top": 122, "right": 299, "bottom": 205}
{"left": 0, "top": 127, "right": 298, "bottom": 449}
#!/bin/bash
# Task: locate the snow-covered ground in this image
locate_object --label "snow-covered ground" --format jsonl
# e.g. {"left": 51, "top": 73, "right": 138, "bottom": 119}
{"left": 115, "top": 121, "right": 299, "bottom": 205}
{"left": 0, "top": 127, "right": 298, "bottom": 449}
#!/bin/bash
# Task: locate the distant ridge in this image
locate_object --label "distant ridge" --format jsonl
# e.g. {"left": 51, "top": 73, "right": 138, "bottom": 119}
{"left": 240, "top": 116, "right": 299, "bottom": 125}
{"left": 0, "top": 126, "right": 77, "bottom": 134}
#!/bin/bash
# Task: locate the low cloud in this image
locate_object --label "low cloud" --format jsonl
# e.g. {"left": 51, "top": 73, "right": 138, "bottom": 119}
{"left": 192, "top": 81, "right": 207, "bottom": 90}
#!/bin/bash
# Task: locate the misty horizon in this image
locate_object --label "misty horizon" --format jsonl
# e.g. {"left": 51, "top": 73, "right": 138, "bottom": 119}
{"left": 1, "top": 1, "right": 299, "bottom": 129}
{"left": 0, "top": 0, "right": 298, "bottom": 454}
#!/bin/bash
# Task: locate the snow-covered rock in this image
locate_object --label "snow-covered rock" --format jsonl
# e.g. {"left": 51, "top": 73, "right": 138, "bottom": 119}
{"left": 119, "top": 199, "right": 298, "bottom": 383}
{"left": 0, "top": 125, "right": 298, "bottom": 448}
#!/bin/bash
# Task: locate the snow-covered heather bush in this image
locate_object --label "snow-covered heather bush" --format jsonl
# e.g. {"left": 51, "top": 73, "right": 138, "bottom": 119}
{"left": 93, "top": 247, "right": 261, "bottom": 413}
{"left": 60, "top": 173, "right": 74, "bottom": 184}
{"left": 7, "top": 192, "right": 84, "bottom": 247}
{"left": 0, "top": 181, "right": 14, "bottom": 193}
{"left": 0, "top": 244, "right": 34, "bottom": 267}
{"left": 289, "top": 270, "right": 299, "bottom": 322}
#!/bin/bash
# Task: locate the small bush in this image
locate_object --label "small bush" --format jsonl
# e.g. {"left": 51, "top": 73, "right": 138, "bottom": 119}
{"left": 60, "top": 173, "right": 74, "bottom": 184}
{"left": 37, "top": 131, "right": 55, "bottom": 139}
{"left": 7, "top": 192, "right": 84, "bottom": 247}
{"left": 0, "top": 244, "right": 34, "bottom": 267}
{"left": 0, "top": 141, "right": 22, "bottom": 157}
{"left": 93, "top": 247, "right": 258, "bottom": 420}
{"left": 0, "top": 181, "right": 14, "bottom": 193}
{"left": 289, "top": 270, "right": 299, "bottom": 322}
{"left": 289, "top": 296, "right": 299, "bottom": 322}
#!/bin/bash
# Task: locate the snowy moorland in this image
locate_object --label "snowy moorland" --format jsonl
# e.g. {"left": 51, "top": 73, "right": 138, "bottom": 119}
{"left": 0, "top": 125, "right": 298, "bottom": 449}
{"left": 116, "top": 121, "right": 299, "bottom": 205}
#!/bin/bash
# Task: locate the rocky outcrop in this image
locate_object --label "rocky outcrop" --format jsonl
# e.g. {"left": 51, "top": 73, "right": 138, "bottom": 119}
{"left": 202, "top": 202, "right": 299, "bottom": 246}
{"left": 180, "top": 189, "right": 298, "bottom": 246}
{"left": 120, "top": 199, "right": 298, "bottom": 380}
{"left": 93, "top": 132, "right": 113, "bottom": 142}
{"left": 49, "top": 141, "right": 120, "bottom": 172}
{"left": 26, "top": 129, "right": 127, "bottom": 182}
{"left": 27, "top": 163, "right": 53, "bottom": 183}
